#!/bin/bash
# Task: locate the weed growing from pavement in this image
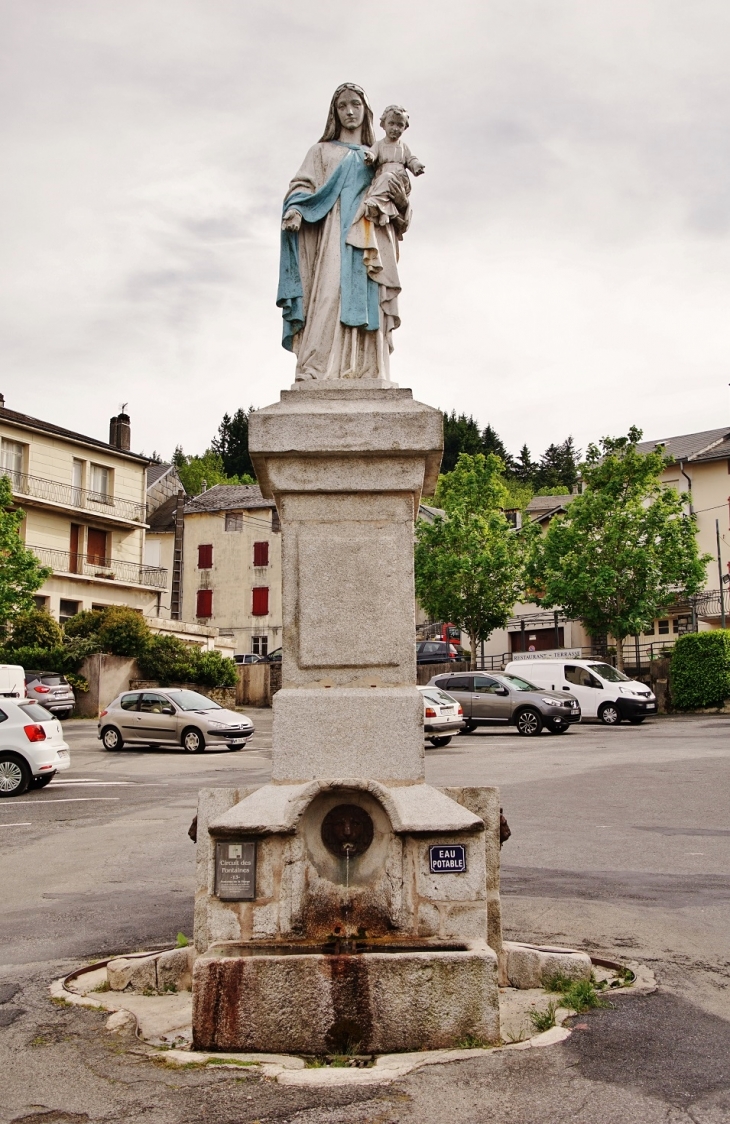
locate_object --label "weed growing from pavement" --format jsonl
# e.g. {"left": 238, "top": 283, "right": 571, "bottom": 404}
{"left": 530, "top": 1001, "right": 559, "bottom": 1032}
{"left": 162, "top": 982, "right": 178, "bottom": 993}
{"left": 176, "top": 933, "right": 189, "bottom": 947}
{"left": 92, "top": 981, "right": 111, "bottom": 992}
{"left": 456, "top": 1035, "right": 495, "bottom": 1050}
{"left": 206, "top": 1058, "right": 259, "bottom": 1067}
{"left": 562, "top": 979, "right": 609, "bottom": 1013}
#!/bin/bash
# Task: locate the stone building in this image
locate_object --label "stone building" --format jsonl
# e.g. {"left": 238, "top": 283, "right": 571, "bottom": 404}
{"left": 0, "top": 396, "right": 167, "bottom": 622}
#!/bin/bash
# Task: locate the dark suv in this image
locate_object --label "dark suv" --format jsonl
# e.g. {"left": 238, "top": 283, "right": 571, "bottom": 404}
{"left": 428, "top": 670, "right": 581, "bottom": 735}
{"left": 416, "top": 641, "right": 459, "bottom": 664}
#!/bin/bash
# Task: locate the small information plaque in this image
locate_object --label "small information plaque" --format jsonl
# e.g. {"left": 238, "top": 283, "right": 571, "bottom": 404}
{"left": 215, "top": 841, "right": 257, "bottom": 901}
{"left": 429, "top": 844, "right": 467, "bottom": 873}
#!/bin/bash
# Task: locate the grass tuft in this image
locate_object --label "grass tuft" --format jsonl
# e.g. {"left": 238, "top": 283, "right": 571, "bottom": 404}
{"left": 176, "top": 932, "right": 189, "bottom": 947}
{"left": 530, "top": 1001, "right": 559, "bottom": 1033}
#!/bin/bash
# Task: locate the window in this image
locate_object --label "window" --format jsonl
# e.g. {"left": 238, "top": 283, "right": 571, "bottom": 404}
{"left": 198, "top": 544, "right": 213, "bottom": 569}
{"left": 1, "top": 438, "right": 24, "bottom": 485}
{"left": 139, "top": 693, "right": 171, "bottom": 714}
{"left": 87, "top": 528, "right": 108, "bottom": 566}
{"left": 643, "top": 623, "right": 655, "bottom": 636}
{"left": 89, "top": 463, "right": 111, "bottom": 501}
{"left": 225, "top": 512, "right": 244, "bottom": 532}
{"left": 658, "top": 619, "right": 670, "bottom": 635}
{"left": 196, "top": 589, "right": 213, "bottom": 618}
{"left": 445, "top": 676, "right": 472, "bottom": 692}
{"left": 565, "top": 665, "right": 602, "bottom": 688}
{"left": 0, "top": 709, "right": 7, "bottom": 723}
{"left": 120, "top": 694, "right": 140, "bottom": 711}
{"left": 252, "top": 635, "right": 268, "bottom": 656}
{"left": 59, "top": 599, "right": 80, "bottom": 624}
{"left": 144, "top": 540, "right": 161, "bottom": 567}
{"left": 271, "top": 509, "right": 281, "bottom": 533}
{"left": 253, "top": 541, "right": 269, "bottom": 567}
{"left": 252, "top": 587, "right": 269, "bottom": 616}
{"left": 72, "top": 459, "right": 83, "bottom": 505}
{"left": 33, "top": 595, "right": 49, "bottom": 611}
{"left": 473, "top": 676, "right": 500, "bottom": 693}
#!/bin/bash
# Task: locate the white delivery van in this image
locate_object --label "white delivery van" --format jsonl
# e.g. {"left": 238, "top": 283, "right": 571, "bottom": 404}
{"left": 503, "top": 658, "right": 656, "bottom": 725}
{"left": 0, "top": 665, "right": 24, "bottom": 699}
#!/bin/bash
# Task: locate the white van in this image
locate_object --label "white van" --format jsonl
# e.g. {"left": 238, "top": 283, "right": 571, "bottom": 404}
{"left": 0, "top": 665, "right": 25, "bottom": 700}
{"left": 503, "top": 658, "right": 656, "bottom": 725}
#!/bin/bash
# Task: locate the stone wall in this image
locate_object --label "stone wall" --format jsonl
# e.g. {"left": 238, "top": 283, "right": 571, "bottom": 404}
{"left": 416, "top": 661, "right": 469, "bottom": 685}
{"left": 76, "top": 653, "right": 140, "bottom": 717}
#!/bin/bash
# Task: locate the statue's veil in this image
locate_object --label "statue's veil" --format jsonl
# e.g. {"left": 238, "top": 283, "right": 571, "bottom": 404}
{"left": 320, "top": 83, "right": 375, "bottom": 147}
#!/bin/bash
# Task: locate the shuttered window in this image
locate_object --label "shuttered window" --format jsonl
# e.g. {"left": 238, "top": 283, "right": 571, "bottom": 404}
{"left": 225, "top": 512, "right": 243, "bottom": 532}
{"left": 253, "top": 541, "right": 269, "bottom": 567}
{"left": 252, "top": 587, "right": 269, "bottom": 616}
{"left": 198, "top": 544, "right": 213, "bottom": 569}
{"left": 196, "top": 589, "right": 213, "bottom": 618}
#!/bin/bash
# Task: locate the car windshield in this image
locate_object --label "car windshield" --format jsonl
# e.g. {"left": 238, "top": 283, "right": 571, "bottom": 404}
{"left": 500, "top": 674, "right": 537, "bottom": 692}
{"left": 169, "top": 690, "right": 222, "bottom": 711}
{"left": 587, "top": 663, "right": 630, "bottom": 683}
{"left": 18, "top": 702, "right": 54, "bottom": 721}
{"left": 422, "top": 689, "right": 456, "bottom": 705}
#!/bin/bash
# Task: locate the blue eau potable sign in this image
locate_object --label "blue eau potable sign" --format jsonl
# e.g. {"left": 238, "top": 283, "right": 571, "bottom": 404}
{"left": 429, "top": 844, "right": 467, "bottom": 873}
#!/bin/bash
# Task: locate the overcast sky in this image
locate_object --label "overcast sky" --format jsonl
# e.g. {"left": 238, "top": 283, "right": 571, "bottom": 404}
{"left": 1, "top": 0, "right": 729, "bottom": 463}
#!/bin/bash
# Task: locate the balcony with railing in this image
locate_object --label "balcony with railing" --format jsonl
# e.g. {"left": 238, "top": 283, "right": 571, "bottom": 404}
{"left": 3, "top": 469, "right": 146, "bottom": 524}
{"left": 30, "top": 544, "right": 167, "bottom": 589}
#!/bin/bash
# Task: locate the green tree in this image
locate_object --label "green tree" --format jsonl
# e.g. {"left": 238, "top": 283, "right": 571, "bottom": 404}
{"left": 536, "top": 437, "right": 580, "bottom": 493}
{"left": 0, "top": 476, "right": 51, "bottom": 631}
{"left": 441, "top": 412, "right": 484, "bottom": 475}
{"left": 415, "top": 453, "right": 536, "bottom": 669}
{"left": 211, "top": 408, "right": 256, "bottom": 480}
{"left": 513, "top": 444, "right": 537, "bottom": 488}
{"left": 527, "top": 428, "right": 710, "bottom": 671}
{"left": 10, "top": 608, "right": 63, "bottom": 649}
{"left": 481, "top": 423, "right": 514, "bottom": 472}
{"left": 171, "top": 449, "right": 252, "bottom": 497}
{"left": 97, "top": 606, "right": 151, "bottom": 658}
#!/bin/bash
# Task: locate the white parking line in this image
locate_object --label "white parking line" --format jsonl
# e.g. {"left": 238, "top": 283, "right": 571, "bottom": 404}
{"left": 50, "top": 781, "right": 170, "bottom": 787}
{"left": 0, "top": 797, "right": 121, "bottom": 805}
{"left": 0, "top": 822, "right": 31, "bottom": 827}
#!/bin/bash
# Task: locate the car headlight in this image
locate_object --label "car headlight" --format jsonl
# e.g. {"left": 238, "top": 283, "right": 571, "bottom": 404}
{"left": 618, "top": 686, "right": 633, "bottom": 696}
{"left": 208, "top": 722, "right": 231, "bottom": 730}
{"left": 541, "top": 697, "right": 561, "bottom": 706}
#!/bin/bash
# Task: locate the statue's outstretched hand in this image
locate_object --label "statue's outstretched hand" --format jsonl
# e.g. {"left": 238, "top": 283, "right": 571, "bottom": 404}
{"left": 411, "top": 160, "right": 426, "bottom": 176}
{"left": 282, "top": 209, "right": 303, "bottom": 232}
{"left": 363, "top": 148, "right": 376, "bottom": 166}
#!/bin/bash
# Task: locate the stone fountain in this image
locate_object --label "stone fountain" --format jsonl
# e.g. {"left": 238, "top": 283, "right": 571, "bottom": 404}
{"left": 190, "top": 83, "right": 504, "bottom": 1056}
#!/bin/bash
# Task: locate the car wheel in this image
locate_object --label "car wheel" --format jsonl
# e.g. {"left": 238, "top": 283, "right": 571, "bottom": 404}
{"left": 628, "top": 716, "right": 645, "bottom": 725}
{"left": 516, "top": 708, "right": 543, "bottom": 736}
{"left": 57, "top": 711, "right": 72, "bottom": 720}
{"left": 182, "top": 727, "right": 205, "bottom": 753}
{"left": 598, "top": 703, "right": 622, "bottom": 725}
{"left": 101, "top": 726, "right": 124, "bottom": 751}
{"left": 462, "top": 722, "right": 476, "bottom": 734}
{"left": 30, "top": 773, "right": 55, "bottom": 788}
{"left": 0, "top": 753, "right": 31, "bottom": 797}
{"left": 428, "top": 736, "right": 452, "bottom": 747}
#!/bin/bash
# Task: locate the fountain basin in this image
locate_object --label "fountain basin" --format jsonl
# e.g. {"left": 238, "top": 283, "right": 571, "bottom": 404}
{"left": 192, "top": 940, "right": 499, "bottom": 1054}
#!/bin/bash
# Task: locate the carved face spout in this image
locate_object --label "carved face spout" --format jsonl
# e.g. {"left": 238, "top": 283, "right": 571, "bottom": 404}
{"left": 336, "top": 91, "right": 364, "bottom": 134}
{"left": 321, "top": 804, "right": 374, "bottom": 857}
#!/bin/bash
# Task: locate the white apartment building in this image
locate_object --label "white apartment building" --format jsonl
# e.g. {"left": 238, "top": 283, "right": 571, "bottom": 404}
{"left": 0, "top": 397, "right": 167, "bottom": 622}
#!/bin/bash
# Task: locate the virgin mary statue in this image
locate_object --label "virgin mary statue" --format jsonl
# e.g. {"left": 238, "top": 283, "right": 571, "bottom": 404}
{"left": 277, "top": 83, "right": 403, "bottom": 382}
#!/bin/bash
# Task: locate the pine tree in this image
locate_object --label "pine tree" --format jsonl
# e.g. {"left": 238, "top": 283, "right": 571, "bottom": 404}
{"left": 481, "top": 424, "right": 513, "bottom": 471}
{"left": 514, "top": 444, "right": 537, "bottom": 487}
{"left": 441, "top": 412, "right": 484, "bottom": 475}
{"left": 211, "top": 408, "right": 256, "bottom": 480}
{"left": 536, "top": 437, "right": 581, "bottom": 493}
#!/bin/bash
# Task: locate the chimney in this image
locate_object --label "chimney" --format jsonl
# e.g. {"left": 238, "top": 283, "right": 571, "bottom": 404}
{"left": 0, "top": 393, "right": 5, "bottom": 407}
{"left": 109, "top": 412, "right": 131, "bottom": 451}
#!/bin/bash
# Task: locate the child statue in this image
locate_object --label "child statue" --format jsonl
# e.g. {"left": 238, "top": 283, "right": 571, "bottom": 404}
{"left": 361, "top": 105, "right": 425, "bottom": 234}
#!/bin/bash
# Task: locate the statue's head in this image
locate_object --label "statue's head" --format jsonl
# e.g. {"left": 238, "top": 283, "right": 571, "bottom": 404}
{"left": 380, "top": 105, "right": 409, "bottom": 142}
{"left": 320, "top": 83, "right": 375, "bottom": 147}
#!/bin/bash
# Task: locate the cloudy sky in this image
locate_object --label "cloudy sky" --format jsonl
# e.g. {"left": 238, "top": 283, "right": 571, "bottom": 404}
{"left": 1, "top": 0, "right": 728, "bottom": 463}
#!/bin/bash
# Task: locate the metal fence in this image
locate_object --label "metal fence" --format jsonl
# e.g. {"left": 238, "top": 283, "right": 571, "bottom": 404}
{"left": 4, "top": 469, "right": 146, "bottom": 524}
{"left": 475, "top": 639, "right": 678, "bottom": 672}
{"left": 30, "top": 544, "right": 167, "bottom": 589}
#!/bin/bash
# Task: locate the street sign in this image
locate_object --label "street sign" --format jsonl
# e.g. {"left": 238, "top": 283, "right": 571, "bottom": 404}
{"left": 429, "top": 844, "right": 467, "bottom": 873}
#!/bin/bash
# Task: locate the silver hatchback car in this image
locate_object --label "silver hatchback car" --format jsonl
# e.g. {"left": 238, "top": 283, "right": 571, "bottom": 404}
{"left": 98, "top": 688, "right": 255, "bottom": 753}
{"left": 428, "top": 670, "right": 581, "bottom": 735}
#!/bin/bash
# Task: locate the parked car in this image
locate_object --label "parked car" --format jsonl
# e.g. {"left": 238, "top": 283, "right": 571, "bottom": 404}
{"left": 418, "top": 685, "right": 464, "bottom": 747}
{"left": 0, "top": 664, "right": 24, "bottom": 699}
{"left": 416, "top": 641, "right": 459, "bottom": 664}
{"left": 0, "top": 698, "right": 71, "bottom": 796}
{"left": 234, "top": 654, "right": 263, "bottom": 664}
{"left": 503, "top": 658, "right": 656, "bottom": 725}
{"left": 98, "top": 688, "right": 255, "bottom": 753}
{"left": 25, "top": 670, "right": 75, "bottom": 719}
{"left": 428, "top": 670, "right": 581, "bottom": 736}
{"left": 263, "top": 648, "right": 282, "bottom": 663}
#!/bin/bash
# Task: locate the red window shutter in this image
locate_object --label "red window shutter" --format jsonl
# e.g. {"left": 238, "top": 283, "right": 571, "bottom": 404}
{"left": 253, "top": 541, "right": 269, "bottom": 567}
{"left": 196, "top": 589, "right": 213, "bottom": 618}
{"left": 198, "top": 544, "right": 213, "bottom": 569}
{"left": 252, "top": 587, "right": 269, "bottom": 616}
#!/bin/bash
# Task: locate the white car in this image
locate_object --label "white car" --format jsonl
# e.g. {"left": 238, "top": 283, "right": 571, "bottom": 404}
{"left": 0, "top": 698, "right": 71, "bottom": 797}
{"left": 418, "top": 684, "right": 465, "bottom": 748}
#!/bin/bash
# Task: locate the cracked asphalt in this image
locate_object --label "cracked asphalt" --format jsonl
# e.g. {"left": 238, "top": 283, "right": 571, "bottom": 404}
{"left": 1, "top": 712, "right": 728, "bottom": 1123}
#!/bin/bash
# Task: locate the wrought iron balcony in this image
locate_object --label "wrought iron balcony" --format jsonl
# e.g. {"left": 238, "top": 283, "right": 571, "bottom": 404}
{"left": 3, "top": 469, "right": 146, "bottom": 524}
{"left": 30, "top": 544, "right": 167, "bottom": 589}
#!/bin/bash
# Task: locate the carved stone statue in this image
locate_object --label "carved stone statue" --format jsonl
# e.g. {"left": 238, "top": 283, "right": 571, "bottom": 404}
{"left": 277, "top": 83, "right": 424, "bottom": 382}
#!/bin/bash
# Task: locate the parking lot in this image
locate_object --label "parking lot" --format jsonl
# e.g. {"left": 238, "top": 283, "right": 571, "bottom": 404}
{"left": 1, "top": 711, "right": 729, "bottom": 1122}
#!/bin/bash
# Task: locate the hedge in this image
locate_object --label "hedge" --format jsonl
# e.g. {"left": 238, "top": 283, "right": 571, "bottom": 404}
{"left": 670, "top": 630, "right": 730, "bottom": 709}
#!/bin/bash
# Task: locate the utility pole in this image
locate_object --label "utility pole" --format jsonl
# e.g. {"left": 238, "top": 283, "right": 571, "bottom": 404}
{"left": 716, "top": 519, "right": 726, "bottom": 629}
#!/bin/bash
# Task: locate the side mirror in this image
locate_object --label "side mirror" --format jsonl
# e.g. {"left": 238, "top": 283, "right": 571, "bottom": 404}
{"left": 162, "top": 706, "right": 175, "bottom": 715}
{"left": 496, "top": 686, "right": 509, "bottom": 696}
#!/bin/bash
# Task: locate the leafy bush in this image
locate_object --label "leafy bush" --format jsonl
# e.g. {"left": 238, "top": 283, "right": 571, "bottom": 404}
{"left": 63, "top": 609, "right": 106, "bottom": 639}
{"left": 670, "top": 630, "right": 730, "bottom": 709}
{"left": 189, "top": 648, "right": 238, "bottom": 688}
{"left": 0, "top": 645, "right": 80, "bottom": 674}
{"left": 9, "top": 609, "right": 64, "bottom": 650}
{"left": 137, "top": 634, "right": 193, "bottom": 684}
{"left": 97, "top": 606, "right": 151, "bottom": 658}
